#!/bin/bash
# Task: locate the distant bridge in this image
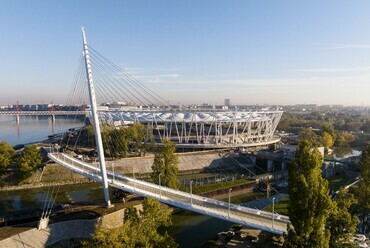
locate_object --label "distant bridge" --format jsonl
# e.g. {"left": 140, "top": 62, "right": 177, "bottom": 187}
{"left": 324, "top": 158, "right": 359, "bottom": 167}
{"left": 0, "top": 111, "right": 86, "bottom": 116}
{"left": 48, "top": 152, "right": 291, "bottom": 235}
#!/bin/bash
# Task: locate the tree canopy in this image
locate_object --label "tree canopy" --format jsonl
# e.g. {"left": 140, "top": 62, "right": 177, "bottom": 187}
{"left": 151, "top": 139, "right": 180, "bottom": 189}
{"left": 85, "top": 198, "right": 178, "bottom": 248}
{"left": 356, "top": 144, "right": 370, "bottom": 219}
{"left": 17, "top": 145, "right": 42, "bottom": 179}
{"left": 83, "top": 123, "right": 153, "bottom": 158}
{"left": 0, "top": 141, "right": 15, "bottom": 174}
{"left": 334, "top": 132, "right": 355, "bottom": 147}
{"left": 284, "top": 140, "right": 333, "bottom": 248}
{"left": 327, "top": 188, "right": 358, "bottom": 247}
{"left": 298, "top": 128, "right": 321, "bottom": 146}
{"left": 321, "top": 132, "right": 334, "bottom": 151}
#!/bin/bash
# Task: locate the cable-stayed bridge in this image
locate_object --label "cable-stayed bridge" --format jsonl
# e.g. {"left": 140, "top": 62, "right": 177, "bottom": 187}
{"left": 48, "top": 152, "right": 290, "bottom": 235}
{"left": 43, "top": 28, "right": 290, "bottom": 235}
{"left": 0, "top": 111, "right": 86, "bottom": 116}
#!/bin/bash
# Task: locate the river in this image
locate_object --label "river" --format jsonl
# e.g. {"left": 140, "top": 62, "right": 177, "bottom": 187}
{"left": 0, "top": 184, "right": 242, "bottom": 247}
{"left": 0, "top": 115, "right": 85, "bottom": 146}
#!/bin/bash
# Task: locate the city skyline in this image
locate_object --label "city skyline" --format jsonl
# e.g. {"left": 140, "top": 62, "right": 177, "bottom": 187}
{"left": 1, "top": 1, "right": 370, "bottom": 106}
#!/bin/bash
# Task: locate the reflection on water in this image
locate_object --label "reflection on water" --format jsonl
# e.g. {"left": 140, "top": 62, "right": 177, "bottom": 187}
{"left": 68, "top": 188, "right": 105, "bottom": 203}
{"left": 168, "top": 211, "right": 232, "bottom": 248}
{"left": 1, "top": 184, "right": 255, "bottom": 247}
{"left": 0, "top": 115, "right": 85, "bottom": 145}
{"left": 0, "top": 183, "right": 103, "bottom": 215}
{"left": 333, "top": 147, "right": 361, "bottom": 159}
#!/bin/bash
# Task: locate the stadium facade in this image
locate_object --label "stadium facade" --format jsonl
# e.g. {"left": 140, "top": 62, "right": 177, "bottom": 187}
{"left": 96, "top": 110, "right": 283, "bottom": 149}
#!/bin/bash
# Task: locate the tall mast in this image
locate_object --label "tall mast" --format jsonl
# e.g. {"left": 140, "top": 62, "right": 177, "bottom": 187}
{"left": 81, "top": 27, "right": 111, "bottom": 207}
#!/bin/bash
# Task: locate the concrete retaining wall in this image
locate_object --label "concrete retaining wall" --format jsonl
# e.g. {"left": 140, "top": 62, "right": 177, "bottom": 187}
{"left": 0, "top": 205, "right": 143, "bottom": 248}
{"left": 110, "top": 150, "right": 225, "bottom": 176}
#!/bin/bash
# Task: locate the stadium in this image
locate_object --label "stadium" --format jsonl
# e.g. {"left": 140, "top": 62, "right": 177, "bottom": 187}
{"left": 96, "top": 110, "right": 283, "bottom": 149}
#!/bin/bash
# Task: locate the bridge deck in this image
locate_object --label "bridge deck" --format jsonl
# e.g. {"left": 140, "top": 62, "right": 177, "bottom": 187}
{"left": 48, "top": 153, "right": 290, "bottom": 235}
{"left": 0, "top": 111, "right": 86, "bottom": 116}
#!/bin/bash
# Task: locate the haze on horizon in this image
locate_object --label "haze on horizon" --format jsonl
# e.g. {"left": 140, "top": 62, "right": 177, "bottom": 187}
{"left": 1, "top": 0, "right": 370, "bottom": 106}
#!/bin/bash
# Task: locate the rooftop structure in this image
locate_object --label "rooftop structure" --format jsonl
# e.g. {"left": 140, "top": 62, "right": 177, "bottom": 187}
{"left": 96, "top": 110, "right": 283, "bottom": 149}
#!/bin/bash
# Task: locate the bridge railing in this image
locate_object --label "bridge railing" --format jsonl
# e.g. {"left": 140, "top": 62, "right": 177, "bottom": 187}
{"left": 48, "top": 152, "right": 290, "bottom": 234}
{"left": 0, "top": 111, "right": 87, "bottom": 116}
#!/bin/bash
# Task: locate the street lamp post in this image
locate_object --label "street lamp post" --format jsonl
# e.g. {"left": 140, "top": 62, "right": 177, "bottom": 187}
{"left": 190, "top": 180, "right": 193, "bottom": 206}
{"left": 159, "top": 173, "right": 162, "bottom": 200}
{"left": 112, "top": 162, "right": 115, "bottom": 182}
{"left": 272, "top": 197, "right": 275, "bottom": 229}
{"left": 133, "top": 166, "right": 136, "bottom": 192}
{"left": 228, "top": 188, "right": 232, "bottom": 218}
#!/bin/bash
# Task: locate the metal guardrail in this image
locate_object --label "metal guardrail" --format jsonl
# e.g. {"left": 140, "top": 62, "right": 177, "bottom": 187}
{"left": 48, "top": 152, "right": 290, "bottom": 234}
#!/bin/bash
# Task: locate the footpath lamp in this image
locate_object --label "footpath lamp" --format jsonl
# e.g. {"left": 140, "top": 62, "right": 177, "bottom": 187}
{"left": 159, "top": 173, "right": 162, "bottom": 200}
{"left": 190, "top": 180, "right": 193, "bottom": 206}
{"left": 133, "top": 166, "right": 136, "bottom": 192}
{"left": 228, "top": 188, "right": 232, "bottom": 218}
{"left": 112, "top": 162, "right": 115, "bottom": 182}
{"left": 272, "top": 197, "right": 275, "bottom": 229}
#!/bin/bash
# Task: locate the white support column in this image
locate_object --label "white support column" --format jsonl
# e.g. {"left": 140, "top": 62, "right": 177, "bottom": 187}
{"left": 81, "top": 27, "right": 111, "bottom": 207}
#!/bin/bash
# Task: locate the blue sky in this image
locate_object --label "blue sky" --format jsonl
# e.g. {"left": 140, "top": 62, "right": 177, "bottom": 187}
{"left": 1, "top": 0, "right": 370, "bottom": 105}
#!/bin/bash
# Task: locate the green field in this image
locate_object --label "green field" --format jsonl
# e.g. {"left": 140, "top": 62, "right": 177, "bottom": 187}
{"left": 263, "top": 197, "right": 289, "bottom": 216}
{"left": 180, "top": 179, "right": 252, "bottom": 195}
{"left": 327, "top": 175, "right": 356, "bottom": 192}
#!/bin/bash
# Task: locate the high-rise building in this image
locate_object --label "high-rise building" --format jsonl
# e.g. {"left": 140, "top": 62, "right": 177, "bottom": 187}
{"left": 224, "top": 99, "right": 230, "bottom": 106}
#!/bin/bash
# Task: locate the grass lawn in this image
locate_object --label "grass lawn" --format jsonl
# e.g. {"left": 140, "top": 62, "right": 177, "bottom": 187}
{"left": 179, "top": 179, "right": 252, "bottom": 195}
{"left": 263, "top": 197, "right": 289, "bottom": 216}
{"left": 327, "top": 175, "right": 356, "bottom": 192}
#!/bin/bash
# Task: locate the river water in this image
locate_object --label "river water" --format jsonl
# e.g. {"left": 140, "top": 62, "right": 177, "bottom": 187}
{"left": 0, "top": 184, "right": 237, "bottom": 247}
{"left": 0, "top": 115, "right": 85, "bottom": 146}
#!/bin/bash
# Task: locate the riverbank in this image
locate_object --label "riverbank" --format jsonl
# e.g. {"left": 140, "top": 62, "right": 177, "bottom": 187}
{"left": 0, "top": 177, "right": 259, "bottom": 246}
{"left": 0, "top": 198, "right": 143, "bottom": 247}
{"left": 0, "top": 163, "right": 91, "bottom": 191}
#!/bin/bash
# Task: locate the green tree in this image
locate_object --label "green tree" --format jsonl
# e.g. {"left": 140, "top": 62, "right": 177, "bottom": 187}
{"left": 83, "top": 124, "right": 96, "bottom": 147}
{"left": 131, "top": 122, "right": 146, "bottom": 155}
{"left": 85, "top": 198, "right": 178, "bottom": 248}
{"left": 107, "top": 127, "right": 132, "bottom": 158}
{"left": 85, "top": 123, "right": 152, "bottom": 158}
{"left": 321, "top": 132, "right": 334, "bottom": 151}
{"left": 151, "top": 139, "right": 180, "bottom": 189}
{"left": 327, "top": 188, "right": 358, "bottom": 247}
{"left": 321, "top": 123, "right": 336, "bottom": 140}
{"left": 17, "top": 145, "right": 42, "bottom": 179}
{"left": 299, "top": 128, "right": 321, "bottom": 146}
{"left": 284, "top": 140, "right": 333, "bottom": 248}
{"left": 277, "top": 112, "right": 292, "bottom": 131}
{"left": 0, "top": 141, "right": 15, "bottom": 174}
{"left": 356, "top": 144, "right": 370, "bottom": 221}
{"left": 361, "top": 120, "right": 370, "bottom": 133}
{"left": 334, "top": 132, "right": 355, "bottom": 147}
{"left": 124, "top": 206, "right": 139, "bottom": 224}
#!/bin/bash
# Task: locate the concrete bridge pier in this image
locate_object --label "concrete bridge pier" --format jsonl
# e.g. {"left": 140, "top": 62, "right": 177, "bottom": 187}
{"left": 16, "top": 115, "right": 20, "bottom": 124}
{"left": 52, "top": 114, "right": 56, "bottom": 123}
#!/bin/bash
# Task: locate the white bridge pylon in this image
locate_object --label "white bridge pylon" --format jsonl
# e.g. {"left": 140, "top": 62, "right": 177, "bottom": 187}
{"left": 48, "top": 152, "right": 290, "bottom": 235}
